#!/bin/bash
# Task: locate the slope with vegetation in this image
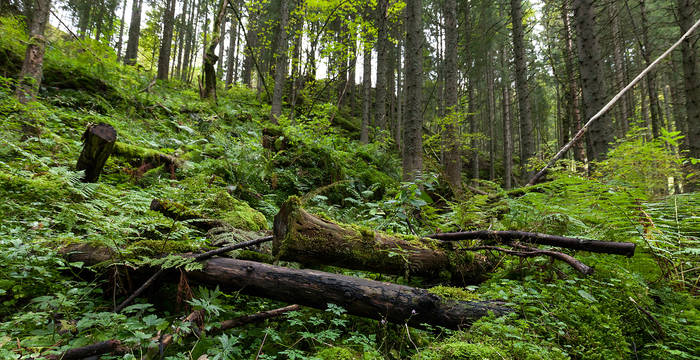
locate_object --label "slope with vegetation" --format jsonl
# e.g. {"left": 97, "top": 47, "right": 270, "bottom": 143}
{"left": 0, "top": 14, "right": 698, "bottom": 360}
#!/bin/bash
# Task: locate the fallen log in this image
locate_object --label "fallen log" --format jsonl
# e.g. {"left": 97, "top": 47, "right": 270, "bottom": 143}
{"left": 44, "top": 340, "right": 124, "bottom": 360}
{"left": 63, "top": 245, "right": 510, "bottom": 330}
{"left": 273, "top": 196, "right": 491, "bottom": 283}
{"left": 150, "top": 198, "right": 228, "bottom": 232}
{"left": 427, "top": 230, "right": 636, "bottom": 257}
{"left": 113, "top": 142, "right": 181, "bottom": 178}
{"left": 76, "top": 123, "right": 117, "bottom": 182}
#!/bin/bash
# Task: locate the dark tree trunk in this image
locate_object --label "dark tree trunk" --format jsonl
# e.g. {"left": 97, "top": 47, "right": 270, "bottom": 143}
{"left": 241, "top": 5, "right": 258, "bottom": 88}
{"left": 124, "top": 0, "right": 143, "bottom": 66}
{"left": 225, "top": 2, "right": 238, "bottom": 88}
{"left": 402, "top": 0, "right": 424, "bottom": 180}
{"left": 561, "top": 0, "right": 586, "bottom": 163}
{"left": 500, "top": 46, "right": 513, "bottom": 190}
{"left": 572, "top": 0, "right": 613, "bottom": 162}
{"left": 375, "top": 0, "right": 389, "bottom": 132}
{"left": 270, "top": 0, "right": 290, "bottom": 122}
{"left": 76, "top": 123, "right": 117, "bottom": 183}
{"left": 443, "top": 0, "right": 461, "bottom": 193}
{"left": 15, "top": 0, "right": 50, "bottom": 104}
{"left": 116, "top": 0, "right": 127, "bottom": 61}
{"left": 157, "top": 0, "right": 177, "bottom": 80}
{"left": 361, "top": 41, "right": 371, "bottom": 144}
{"left": 511, "top": 0, "right": 534, "bottom": 178}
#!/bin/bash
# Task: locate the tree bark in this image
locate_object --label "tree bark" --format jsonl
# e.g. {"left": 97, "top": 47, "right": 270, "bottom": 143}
{"left": 500, "top": 46, "right": 513, "bottom": 190}
{"left": 572, "top": 0, "right": 613, "bottom": 162}
{"left": 402, "top": 0, "right": 424, "bottom": 180}
{"left": 442, "top": 0, "right": 461, "bottom": 194}
{"left": 76, "top": 123, "right": 117, "bottom": 183}
{"left": 561, "top": 0, "right": 586, "bottom": 163}
{"left": 157, "top": 0, "right": 177, "bottom": 80}
{"left": 225, "top": 1, "right": 238, "bottom": 88}
{"left": 511, "top": 0, "right": 534, "bottom": 178}
{"left": 201, "top": 0, "right": 230, "bottom": 100}
{"left": 45, "top": 340, "right": 123, "bottom": 360}
{"left": 361, "top": 41, "right": 371, "bottom": 144}
{"left": 15, "top": 0, "right": 50, "bottom": 104}
{"left": 676, "top": 0, "right": 700, "bottom": 189}
{"left": 116, "top": 0, "right": 127, "bottom": 60}
{"left": 270, "top": 0, "right": 290, "bottom": 122}
{"left": 272, "top": 197, "right": 490, "bottom": 283}
{"left": 609, "top": 3, "right": 630, "bottom": 135}
{"left": 124, "top": 0, "right": 143, "bottom": 66}
{"left": 375, "top": 0, "right": 389, "bottom": 132}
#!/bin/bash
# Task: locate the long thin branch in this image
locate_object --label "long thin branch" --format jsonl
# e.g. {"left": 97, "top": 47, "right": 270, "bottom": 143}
{"left": 467, "top": 244, "right": 593, "bottom": 275}
{"left": 527, "top": 15, "right": 700, "bottom": 186}
{"left": 427, "top": 230, "right": 636, "bottom": 256}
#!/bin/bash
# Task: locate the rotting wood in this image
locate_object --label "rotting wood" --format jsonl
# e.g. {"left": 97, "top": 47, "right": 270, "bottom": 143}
{"left": 76, "top": 123, "right": 117, "bottom": 183}
{"left": 273, "top": 196, "right": 492, "bottom": 283}
{"left": 112, "top": 142, "right": 181, "bottom": 178}
{"left": 150, "top": 198, "right": 228, "bottom": 232}
{"left": 62, "top": 246, "right": 511, "bottom": 330}
{"left": 427, "top": 230, "right": 636, "bottom": 257}
{"left": 44, "top": 340, "right": 124, "bottom": 360}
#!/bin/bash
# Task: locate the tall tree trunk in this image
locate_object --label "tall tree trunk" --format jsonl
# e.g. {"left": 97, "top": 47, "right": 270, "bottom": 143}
{"left": 609, "top": 4, "right": 629, "bottom": 135}
{"left": 676, "top": 0, "right": 700, "bottom": 189}
{"left": 270, "top": 0, "right": 290, "bottom": 122}
{"left": 157, "top": 0, "right": 177, "bottom": 80}
{"left": 124, "top": 0, "right": 143, "bottom": 66}
{"left": 487, "top": 51, "right": 496, "bottom": 181}
{"left": 442, "top": 0, "right": 461, "bottom": 193}
{"left": 217, "top": 14, "right": 227, "bottom": 78}
{"left": 500, "top": 46, "right": 513, "bottom": 190}
{"left": 395, "top": 33, "right": 403, "bottom": 151}
{"left": 175, "top": 0, "right": 189, "bottom": 79}
{"left": 375, "top": 0, "right": 389, "bottom": 132}
{"left": 15, "top": 0, "right": 50, "bottom": 105}
{"left": 402, "top": 0, "right": 423, "bottom": 181}
{"left": 361, "top": 42, "right": 372, "bottom": 144}
{"left": 225, "top": 2, "right": 238, "bottom": 88}
{"left": 561, "top": 0, "right": 585, "bottom": 163}
{"left": 511, "top": 0, "right": 534, "bottom": 177}
{"left": 241, "top": 6, "right": 258, "bottom": 88}
{"left": 201, "top": 0, "right": 229, "bottom": 100}
{"left": 180, "top": 0, "right": 196, "bottom": 81}
{"left": 116, "top": 0, "right": 127, "bottom": 60}
{"left": 639, "top": 0, "right": 662, "bottom": 138}
{"left": 572, "top": 0, "right": 613, "bottom": 162}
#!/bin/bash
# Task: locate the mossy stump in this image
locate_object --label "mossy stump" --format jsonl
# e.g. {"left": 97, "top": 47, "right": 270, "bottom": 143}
{"left": 76, "top": 123, "right": 117, "bottom": 182}
{"left": 273, "top": 196, "right": 491, "bottom": 284}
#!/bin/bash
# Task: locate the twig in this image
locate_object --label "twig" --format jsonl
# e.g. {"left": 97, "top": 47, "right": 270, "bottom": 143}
{"left": 527, "top": 15, "right": 700, "bottom": 186}
{"left": 255, "top": 330, "right": 269, "bottom": 360}
{"left": 466, "top": 244, "right": 594, "bottom": 275}
{"left": 218, "top": 304, "right": 300, "bottom": 331}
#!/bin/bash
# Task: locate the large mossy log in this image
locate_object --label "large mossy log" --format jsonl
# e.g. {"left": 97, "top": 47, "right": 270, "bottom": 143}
{"left": 76, "top": 123, "right": 117, "bottom": 182}
{"left": 62, "top": 244, "right": 510, "bottom": 330}
{"left": 273, "top": 197, "right": 491, "bottom": 283}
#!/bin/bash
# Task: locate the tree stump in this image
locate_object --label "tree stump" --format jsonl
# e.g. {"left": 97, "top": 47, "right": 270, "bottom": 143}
{"left": 76, "top": 123, "right": 117, "bottom": 182}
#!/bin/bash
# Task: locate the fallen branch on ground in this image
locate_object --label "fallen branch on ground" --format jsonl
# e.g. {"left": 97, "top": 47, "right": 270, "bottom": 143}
{"left": 44, "top": 340, "right": 124, "bottom": 360}
{"left": 467, "top": 244, "right": 594, "bottom": 275}
{"left": 427, "top": 230, "right": 636, "bottom": 257}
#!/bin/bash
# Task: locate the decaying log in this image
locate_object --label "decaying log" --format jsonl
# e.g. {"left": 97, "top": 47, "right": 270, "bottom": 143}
{"left": 63, "top": 245, "right": 510, "bottom": 330}
{"left": 427, "top": 230, "right": 636, "bottom": 257}
{"left": 150, "top": 199, "right": 228, "bottom": 232}
{"left": 273, "top": 196, "right": 491, "bottom": 283}
{"left": 44, "top": 340, "right": 123, "bottom": 360}
{"left": 76, "top": 123, "right": 117, "bottom": 182}
{"left": 113, "top": 142, "right": 181, "bottom": 177}
{"left": 188, "top": 257, "right": 509, "bottom": 329}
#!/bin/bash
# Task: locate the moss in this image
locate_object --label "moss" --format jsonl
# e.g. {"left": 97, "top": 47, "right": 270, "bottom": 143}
{"left": 235, "top": 249, "right": 275, "bottom": 263}
{"left": 314, "top": 347, "right": 359, "bottom": 360}
{"left": 428, "top": 286, "right": 479, "bottom": 301}
{"left": 126, "top": 240, "right": 198, "bottom": 257}
{"left": 208, "top": 191, "right": 268, "bottom": 231}
{"left": 414, "top": 342, "right": 505, "bottom": 360}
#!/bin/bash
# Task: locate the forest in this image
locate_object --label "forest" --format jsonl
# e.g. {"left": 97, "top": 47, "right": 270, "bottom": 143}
{"left": 0, "top": 0, "right": 698, "bottom": 358}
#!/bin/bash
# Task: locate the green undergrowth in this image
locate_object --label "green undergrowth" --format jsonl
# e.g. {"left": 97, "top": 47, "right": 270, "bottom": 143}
{"left": 0, "top": 14, "right": 698, "bottom": 360}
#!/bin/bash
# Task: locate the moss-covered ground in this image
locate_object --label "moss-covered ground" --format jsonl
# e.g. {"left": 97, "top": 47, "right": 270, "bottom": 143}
{"left": 0, "top": 15, "right": 698, "bottom": 360}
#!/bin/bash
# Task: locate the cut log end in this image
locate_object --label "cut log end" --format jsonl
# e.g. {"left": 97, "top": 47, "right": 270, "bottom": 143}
{"left": 76, "top": 123, "right": 117, "bottom": 183}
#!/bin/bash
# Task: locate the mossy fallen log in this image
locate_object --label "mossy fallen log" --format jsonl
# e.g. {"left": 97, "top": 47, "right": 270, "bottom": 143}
{"left": 62, "top": 244, "right": 510, "bottom": 330}
{"left": 76, "top": 123, "right": 117, "bottom": 182}
{"left": 273, "top": 197, "right": 491, "bottom": 283}
{"left": 149, "top": 198, "right": 228, "bottom": 232}
{"left": 112, "top": 142, "right": 182, "bottom": 176}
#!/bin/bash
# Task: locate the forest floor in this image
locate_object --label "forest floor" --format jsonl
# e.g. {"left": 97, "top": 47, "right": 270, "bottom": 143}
{"left": 0, "top": 15, "right": 699, "bottom": 360}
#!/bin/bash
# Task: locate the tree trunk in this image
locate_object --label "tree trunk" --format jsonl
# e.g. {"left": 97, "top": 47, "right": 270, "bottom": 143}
{"left": 676, "top": 0, "right": 700, "bottom": 189}
{"left": 157, "top": 0, "right": 177, "bottom": 80}
{"left": 225, "top": 2, "right": 238, "bottom": 88}
{"left": 572, "top": 0, "right": 613, "bottom": 162}
{"left": 561, "top": 0, "right": 586, "bottom": 163}
{"left": 361, "top": 41, "right": 371, "bottom": 144}
{"left": 609, "top": 4, "right": 629, "bottom": 134}
{"left": 375, "top": 0, "right": 389, "bottom": 132}
{"left": 116, "top": 0, "right": 127, "bottom": 60}
{"left": 403, "top": 0, "right": 424, "bottom": 181}
{"left": 639, "top": 0, "right": 662, "bottom": 138}
{"left": 76, "top": 123, "right": 117, "bottom": 183}
{"left": 272, "top": 197, "right": 490, "bottom": 283}
{"left": 442, "top": 0, "right": 461, "bottom": 193}
{"left": 241, "top": 5, "right": 258, "bottom": 88}
{"left": 15, "top": 0, "right": 50, "bottom": 104}
{"left": 487, "top": 51, "right": 496, "bottom": 181}
{"left": 500, "top": 46, "right": 513, "bottom": 190}
{"left": 270, "top": 0, "right": 290, "bottom": 122}
{"left": 124, "top": 0, "right": 143, "bottom": 66}
{"left": 201, "top": 0, "right": 229, "bottom": 100}
{"left": 511, "top": 0, "right": 534, "bottom": 178}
